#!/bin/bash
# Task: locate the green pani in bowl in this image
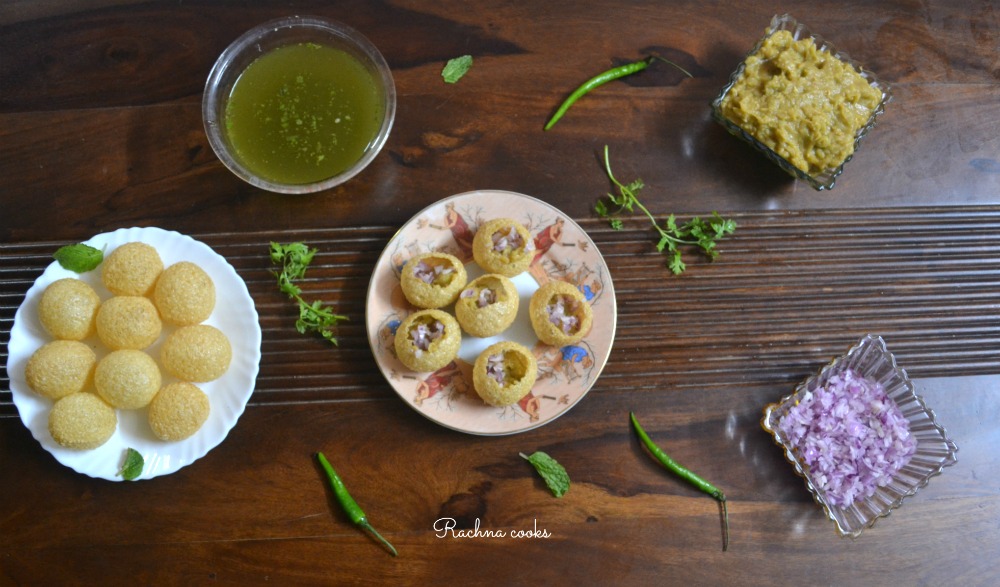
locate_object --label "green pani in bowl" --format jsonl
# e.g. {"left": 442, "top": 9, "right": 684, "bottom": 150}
{"left": 203, "top": 17, "right": 395, "bottom": 194}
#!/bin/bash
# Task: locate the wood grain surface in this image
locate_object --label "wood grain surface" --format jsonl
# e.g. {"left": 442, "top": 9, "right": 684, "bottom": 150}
{"left": 2, "top": 1, "right": 999, "bottom": 585}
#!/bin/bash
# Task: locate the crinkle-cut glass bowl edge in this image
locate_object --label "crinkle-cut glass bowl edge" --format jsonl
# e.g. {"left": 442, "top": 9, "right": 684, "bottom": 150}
{"left": 710, "top": 13, "right": 892, "bottom": 191}
{"left": 761, "top": 334, "right": 958, "bottom": 538}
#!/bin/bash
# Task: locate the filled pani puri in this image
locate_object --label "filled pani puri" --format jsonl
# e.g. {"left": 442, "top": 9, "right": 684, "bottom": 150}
{"left": 393, "top": 309, "right": 461, "bottom": 372}
{"left": 472, "top": 341, "right": 537, "bottom": 407}
{"left": 48, "top": 393, "right": 117, "bottom": 450}
{"left": 400, "top": 251, "right": 467, "bottom": 309}
{"left": 148, "top": 382, "right": 211, "bottom": 441}
{"left": 154, "top": 261, "right": 216, "bottom": 325}
{"left": 25, "top": 340, "right": 97, "bottom": 400}
{"left": 455, "top": 273, "right": 519, "bottom": 337}
{"left": 38, "top": 278, "right": 101, "bottom": 340}
{"left": 160, "top": 324, "right": 232, "bottom": 382}
{"left": 95, "top": 295, "right": 163, "bottom": 350}
{"left": 472, "top": 218, "right": 535, "bottom": 277}
{"left": 529, "top": 280, "right": 592, "bottom": 346}
{"left": 94, "top": 349, "right": 162, "bottom": 409}
{"left": 101, "top": 242, "right": 164, "bottom": 296}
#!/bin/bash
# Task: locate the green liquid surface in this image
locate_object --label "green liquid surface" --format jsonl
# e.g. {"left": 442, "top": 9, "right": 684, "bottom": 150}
{"left": 224, "top": 43, "right": 383, "bottom": 185}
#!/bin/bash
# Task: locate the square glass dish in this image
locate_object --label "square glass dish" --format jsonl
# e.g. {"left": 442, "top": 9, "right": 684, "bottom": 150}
{"left": 711, "top": 14, "right": 892, "bottom": 190}
{"left": 761, "top": 335, "right": 958, "bottom": 538}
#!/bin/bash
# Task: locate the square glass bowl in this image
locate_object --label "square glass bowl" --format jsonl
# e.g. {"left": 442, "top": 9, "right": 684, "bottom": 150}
{"left": 761, "top": 335, "right": 958, "bottom": 537}
{"left": 711, "top": 14, "right": 892, "bottom": 190}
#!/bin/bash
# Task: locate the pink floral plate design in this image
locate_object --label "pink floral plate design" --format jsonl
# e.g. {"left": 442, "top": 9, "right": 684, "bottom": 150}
{"left": 365, "top": 190, "right": 617, "bottom": 435}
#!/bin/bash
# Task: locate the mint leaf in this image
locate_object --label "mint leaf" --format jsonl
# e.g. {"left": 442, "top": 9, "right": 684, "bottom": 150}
{"left": 118, "top": 448, "right": 144, "bottom": 481}
{"left": 442, "top": 55, "right": 473, "bottom": 83}
{"left": 520, "top": 451, "right": 570, "bottom": 498}
{"left": 53, "top": 244, "right": 103, "bottom": 273}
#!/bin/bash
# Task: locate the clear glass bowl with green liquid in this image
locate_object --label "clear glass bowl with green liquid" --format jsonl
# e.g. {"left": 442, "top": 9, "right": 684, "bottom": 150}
{"left": 203, "top": 16, "right": 396, "bottom": 194}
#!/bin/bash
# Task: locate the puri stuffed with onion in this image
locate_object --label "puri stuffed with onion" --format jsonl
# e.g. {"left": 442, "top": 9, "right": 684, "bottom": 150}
{"left": 455, "top": 274, "right": 519, "bottom": 337}
{"left": 472, "top": 218, "right": 535, "bottom": 277}
{"left": 400, "top": 252, "right": 467, "bottom": 309}
{"left": 529, "top": 280, "right": 592, "bottom": 346}
{"left": 472, "top": 341, "right": 537, "bottom": 407}
{"left": 393, "top": 309, "right": 461, "bottom": 372}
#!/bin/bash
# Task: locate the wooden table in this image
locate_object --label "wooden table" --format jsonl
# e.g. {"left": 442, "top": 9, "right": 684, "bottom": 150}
{"left": 2, "top": 1, "right": 998, "bottom": 584}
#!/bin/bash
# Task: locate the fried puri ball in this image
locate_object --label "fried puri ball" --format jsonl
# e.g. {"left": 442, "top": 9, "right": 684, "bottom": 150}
{"left": 472, "top": 218, "right": 536, "bottom": 277}
{"left": 160, "top": 324, "right": 232, "bottom": 382}
{"left": 38, "top": 278, "right": 101, "bottom": 340}
{"left": 472, "top": 341, "right": 537, "bottom": 407}
{"left": 400, "top": 252, "right": 468, "bottom": 309}
{"left": 102, "top": 242, "right": 163, "bottom": 296}
{"left": 455, "top": 274, "right": 519, "bottom": 337}
{"left": 25, "top": 340, "right": 97, "bottom": 400}
{"left": 48, "top": 393, "right": 117, "bottom": 450}
{"left": 529, "top": 280, "right": 593, "bottom": 346}
{"left": 94, "top": 349, "right": 162, "bottom": 409}
{"left": 153, "top": 261, "right": 216, "bottom": 325}
{"left": 393, "top": 309, "right": 461, "bottom": 372}
{"left": 148, "top": 382, "right": 211, "bottom": 441}
{"left": 95, "top": 295, "right": 162, "bottom": 350}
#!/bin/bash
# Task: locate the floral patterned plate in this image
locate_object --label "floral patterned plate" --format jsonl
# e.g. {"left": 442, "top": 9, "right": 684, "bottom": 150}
{"left": 365, "top": 190, "right": 616, "bottom": 435}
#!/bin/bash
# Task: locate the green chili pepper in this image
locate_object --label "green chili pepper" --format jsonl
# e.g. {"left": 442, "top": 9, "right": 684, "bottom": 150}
{"left": 629, "top": 412, "right": 730, "bottom": 551}
{"left": 544, "top": 55, "right": 692, "bottom": 130}
{"left": 315, "top": 452, "right": 398, "bottom": 557}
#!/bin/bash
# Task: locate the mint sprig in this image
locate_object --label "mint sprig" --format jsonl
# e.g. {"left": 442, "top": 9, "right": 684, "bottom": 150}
{"left": 442, "top": 55, "right": 473, "bottom": 84}
{"left": 520, "top": 451, "right": 570, "bottom": 498}
{"left": 53, "top": 243, "right": 103, "bottom": 273}
{"left": 118, "top": 448, "right": 144, "bottom": 481}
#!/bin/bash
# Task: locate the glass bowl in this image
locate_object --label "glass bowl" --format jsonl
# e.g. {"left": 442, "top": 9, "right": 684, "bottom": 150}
{"left": 202, "top": 16, "right": 396, "bottom": 194}
{"left": 761, "top": 335, "right": 958, "bottom": 537}
{"left": 711, "top": 14, "right": 892, "bottom": 190}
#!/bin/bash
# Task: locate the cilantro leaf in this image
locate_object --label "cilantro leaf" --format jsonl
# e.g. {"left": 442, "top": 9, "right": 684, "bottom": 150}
{"left": 442, "top": 55, "right": 473, "bottom": 84}
{"left": 271, "top": 242, "right": 347, "bottom": 345}
{"left": 594, "top": 145, "right": 736, "bottom": 274}
{"left": 118, "top": 448, "right": 144, "bottom": 481}
{"left": 53, "top": 243, "right": 103, "bottom": 273}
{"left": 520, "top": 451, "right": 570, "bottom": 498}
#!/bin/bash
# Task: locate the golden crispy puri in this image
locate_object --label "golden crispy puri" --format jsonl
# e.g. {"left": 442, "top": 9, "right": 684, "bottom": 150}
{"left": 400, "top": 252, "right": 468, "bottom": 309}
{"left": 393, "top": 309, "right": 461, "bottom": 372}
{"left": 101, "top": 242, "right": 164, "bottom": 296}
{"left": 455, "top": 274, "right": 519, "bottom": 337}
{"left": 153, "top": 261, "right": 216, "bottom": 326}
{"left": 38, "top": 278, "right": 101, "bottom": 340}
{"left": 160, "top": 324, "right": 232, "bottom": 382}
{"left": 94, "top": 349, "right": 162, "bottom": 409}
{"left": 529, "top": 280, "right": 593, "bottom": 346}
{"left": 472, "top": 218, "right": 535, "bottom": 277}
{"left": 472, "top": 341, "right": 537, "bottom": 407}
{"left": 25, "top": 340, "right": 97, "bottom": 400}
{"left": 95, "top": 295, "right": 163, "bottom": 350}
{"left": 148, "top": 382, "right": 211, "bottom": 441}
{"left": 48, "top": 393, "right": 117, "bottom": 450}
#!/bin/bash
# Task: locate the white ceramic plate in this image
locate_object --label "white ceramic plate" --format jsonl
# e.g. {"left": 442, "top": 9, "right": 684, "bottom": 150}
{"left": 366, "top": 190, "right": 616, "bottom": 435}
{"left": 7, "top": 227, "right": 262, "bottom": 480}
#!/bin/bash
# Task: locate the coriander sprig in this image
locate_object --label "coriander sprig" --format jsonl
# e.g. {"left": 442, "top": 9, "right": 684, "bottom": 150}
{"left": 596, "top": 145, "right": 736, "bottom": 274}
{"left": 270, "top": 242, "right": 347, "bottom": 345}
